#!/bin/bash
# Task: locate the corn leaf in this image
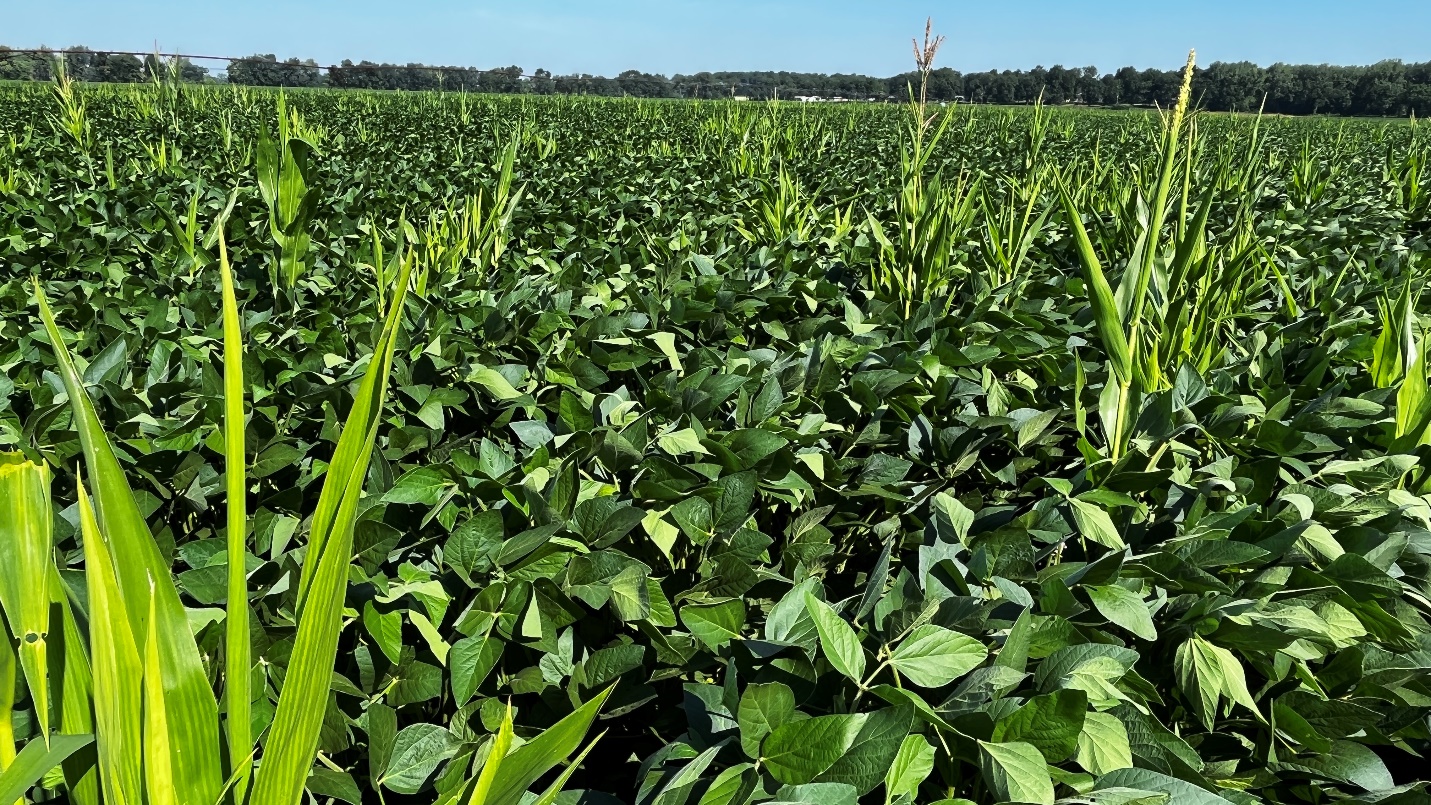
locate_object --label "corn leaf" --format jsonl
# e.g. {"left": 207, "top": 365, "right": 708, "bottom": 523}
{"left": 34, "top": 283, "right": 224, "bottom": 805}
{"left": 462, "top": 704, "right": 515, "bottom": 805}
{"left": 78, "top": 481, "right": 143, "bottom": 805}
{"left": 217, "top": 230, "right": 253, "bottom": 803}
{"left": 250, "top": 253, "right": 416, "bottom": 805}
{"left": 483, "top": 685, "right": 613, "bottom": 805}
{"left": 0, "top": 733, "right": 93, "bottom": 804}
{"left": 0, "top": 455, "right": 51, "bottom": 739}
{"left": 1060, "top": 189, "right": 1133, "bottom": 386}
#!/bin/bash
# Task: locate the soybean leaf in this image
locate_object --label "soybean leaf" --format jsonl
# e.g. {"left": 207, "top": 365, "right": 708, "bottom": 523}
{"left": 804, "top": 593, "right": 865, "bottom": 682}
{"left": 888, "top": 624, "right": 986, "bottom": 688}
{"left": 979, "top": 740, "right": 1054, "bottom": 805}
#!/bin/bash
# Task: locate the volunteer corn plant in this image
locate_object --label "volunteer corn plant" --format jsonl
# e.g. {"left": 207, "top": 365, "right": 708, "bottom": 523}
{"left": 1, "top": 46, "right": 1431, "bottom": 805}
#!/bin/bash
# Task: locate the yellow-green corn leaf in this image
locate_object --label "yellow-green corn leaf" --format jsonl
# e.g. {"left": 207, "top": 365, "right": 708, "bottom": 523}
{"left": 251, "top": 254, "right": 415, "bottom": 805}
{"left": 49, "top": 565, "right": 100, "bottom": 805}
{"left": 295, "top": 251, "right": 413, "bottom": 607}
{"left": 0, "top": 733, "right": 93, "bottom": 804}
{"left": 1398, "top": 332, "right": 1430, "bottom": 446}
{"left": 144, "top": 596, "right": 178, "bottom": 805}
{"left": 1059, "top": 189, "right": 1133, "bottom": 386}
{"left": 0, "top": 455, "right": 51, "bottom": 740}
{"left": 483, "top": 685, "right": 613, "bottom": 805}
{"left": 463, "top": 704, "right": 515, "bottom": 805}
{"left": 529, "top": 734, "right": 603, "bottom": 805}
{"left": 34, "top": 284, "right": 223, "bottom": 805}
{"left": 217, "top": 231, "right": 253, "bottom": 803}
{"left": 78, "top": 482, "right": 143, "bottom": 805}
{"left": 1, "top": 623, "right": 15, "bottom": 774}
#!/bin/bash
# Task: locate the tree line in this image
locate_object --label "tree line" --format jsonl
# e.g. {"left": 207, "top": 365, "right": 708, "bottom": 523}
{"left": 4, "top": 46, "right": 1431, "bottom": 116}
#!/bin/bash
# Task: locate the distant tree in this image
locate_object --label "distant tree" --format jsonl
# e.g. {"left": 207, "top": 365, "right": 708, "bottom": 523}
{"left": 104, "top": 54, "right": 145, "bottom": 83}
{"left": 1354, "top": 60, "right": 1407, "bottom": 116}
{"left": 2, "top": 43, "right": 1427, "bottom": 117}
{"left": 1114, "top": 67, "right": 1144, "bottom": 104}
{"left": 1198, "top": 61, "right": 1266, "bottom": 112}
{"left": 476, "top": 65, "right": 522, "bottom": 94}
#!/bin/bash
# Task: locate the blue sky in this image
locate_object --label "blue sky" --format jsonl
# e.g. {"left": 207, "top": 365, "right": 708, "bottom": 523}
{"left": 8, "top": 0, "right": 1428, "bottom": 77}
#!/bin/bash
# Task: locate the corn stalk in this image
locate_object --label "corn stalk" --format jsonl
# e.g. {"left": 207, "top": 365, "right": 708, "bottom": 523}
{"left": 10, "top": 213, "right": 414, "bottom": 804}
{"left": 257, "top": 94, "right": 322, "bottom": 290}
{"left": 1060, "top": 50, "right": 1198, "bottom": 460}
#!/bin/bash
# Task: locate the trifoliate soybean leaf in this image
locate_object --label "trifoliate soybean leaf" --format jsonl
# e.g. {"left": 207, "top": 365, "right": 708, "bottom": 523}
{"left": 991, "top": 688, "right": 1088, "bottom": 762}
{"left": 738, "top": 682, "right": 796, "bottom": 759}
{"left": 383, "top": 466, "right": 453, "bottom": 505}
{"left": 574, "top": 497, "right": 646, "bottom": 549}
{"left": 82, "top": 335, "right": 128, "bottom": 384}
{"left": 1013, "top": 408, "right": 1059, "bottom": 450}
{"left": 862, "top": 452, "right": 913, "bottom": 485}
{"left": 659, "top": 428, "right": 710, "bottom": 457}
{"left": 763, "top": 714, "right": 864, "bottom": 786}
{"left": 389, "top": 661, "right": 445, "bottom": 706}
{"left": 680, "top": 599, "right": 745, "bottom": 650}
{"left": 671, "top": 497, "right": 714, "bottom": 542}
{"left": 772, "top": 782, "right": 858, "bottom": 805}
{"left": 409, "top": 610, "right": 450, "bottom": 665}
{"left": 445, "top": 510, "right": 504, "bottom": 582}
{"left": 1093, "top": 769, "right": 1234, "bottom": 805}
{"left": 1077, "top": 711, "right": 1134, "bottom": 775}
{"left": 804, "top": 592, "right": 866, "bottom": 682}
{"left": 710, "top": 472, "right": 758, "bottom": 535}
{"left": 580, "top": 643, "right": 644, "bottom": 690}
{"left": 469, "top": 367, "right": 524, "bottom": 401}
{"left": 649, "top": 331, "right": 683, "bottom": 373}
{"left": 929, "top": 491, "right": 975, "bottom": 545}
{"left": 888, "top": 624, "right": 986, "bottom": 687}
{"left": 450, "top": 635, "right": 502, "bottom": 706}
{"left": 1087, "top": 584, "right": 1157, "bottom": 641}
{"left": 367, "top": 702, "right": 397, "bottom": 786}
{"left": 307, "top": 768, "right": 363, "bottom": 805}
{"left": 378, "top": 723, "right": 457, "bottom": 794}
{"left": 363, "top": 601, "right": 404, "bottom": 664}
{"left": 766, "top": 578, "right": 820, "bottom": 652}
{"left": 818, "top": 706, "right": 913, "bottom": 795}
{"left": 979, "top": 740, "right": 1055, "bottom": 805}
{"left": 1174, "top": 637, "right": 1260, "bottom": 730}
{"left": 697, "top": 763, "right": 759, "bottom": 805}
{"left": 1277, "top": 740, "right": 1395, "bottom": 791}
{"left": 478, "top": 438, "right": 520, "bottom": 479}
{"left": 496, "top": 524, "right": 562, "bottom": 566}
{"left": 885, "top": 734, "right": 936, "bottom": 801}
{"left": 1035, "top": 645, "right": 1139, "bottom": 691}
{"left": 252, "top": 442, "right": 304, "bottom": 478}
{"left": 1113, "top": 705, "right": 1204, "bottom": 780}
{"left": 608, "top": 564, "right": 651, "bottom": 621}
{"left": 1069, "top": 498, "right": 1126, "bottom": 550}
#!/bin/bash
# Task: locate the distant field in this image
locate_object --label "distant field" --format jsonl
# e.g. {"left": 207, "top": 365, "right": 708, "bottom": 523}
{"left": 2, "top": 79, "right": 1430, "bottom": 805}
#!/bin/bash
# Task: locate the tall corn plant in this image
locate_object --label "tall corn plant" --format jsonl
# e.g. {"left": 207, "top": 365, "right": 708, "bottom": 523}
{"left": 0, "top": 455, "right": 99, "bottom": 804}
{"left": 868, "top": 19, "right": 980, "bottom": 317}
{"left": 978, "top": 98, "right": 1053, "bottom": 290}
{"left": 1060, "top": 51, "right": 1200, "bottom": 460}
{"left": 257, "top": 94, "right": 322, "bottom": 290}
{"left": 1374, "top": 279, "right": 1431, "bottom": 457}
{"left": 6, "top": 227, "right": 415, "bottom": 804}
{"left": 416, "top": 134, "right": 523, "bottom": 296}
{"left": 867, "top": 101, "right": 979, "bottom": 316}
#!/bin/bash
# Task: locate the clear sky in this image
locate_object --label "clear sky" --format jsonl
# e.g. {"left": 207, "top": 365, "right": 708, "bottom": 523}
{"left": 8, "top": 0, "right": 1428, "bottom": 77}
